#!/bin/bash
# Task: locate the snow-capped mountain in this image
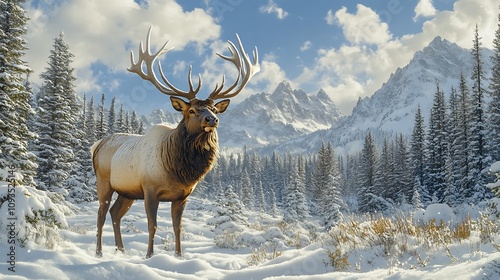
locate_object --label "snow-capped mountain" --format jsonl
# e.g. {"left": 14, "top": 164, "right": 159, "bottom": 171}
{"left": 217, "top": 81, "right": 343, "bottom": 149}
{"left": 271, "top": 36, "right": 493, "bottom": 155}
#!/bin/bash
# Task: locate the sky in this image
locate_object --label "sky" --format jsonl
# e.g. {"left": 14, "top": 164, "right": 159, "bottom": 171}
{"left": 23, "top": 0, "right": 499, "bottom": 116}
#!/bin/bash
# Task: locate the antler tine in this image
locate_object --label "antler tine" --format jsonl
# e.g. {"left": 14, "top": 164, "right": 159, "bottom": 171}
{"left": 128, "top": 26, "right": 201, "bottom": 100}
{"left": 208, "top": 34, "right": 260, "bottom": 100}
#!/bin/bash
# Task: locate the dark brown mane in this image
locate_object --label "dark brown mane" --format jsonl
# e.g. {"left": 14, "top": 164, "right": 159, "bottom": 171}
{"left": 163, "top": 121, "right": 219, "bottom": 185}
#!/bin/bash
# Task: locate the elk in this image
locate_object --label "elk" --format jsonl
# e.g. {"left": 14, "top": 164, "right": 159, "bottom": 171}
{"left": 91, "top": 27, "right": 259, "bottom": 258}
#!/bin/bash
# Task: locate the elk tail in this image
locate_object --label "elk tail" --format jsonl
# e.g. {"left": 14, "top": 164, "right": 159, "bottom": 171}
{"left": 90, "top": 139, "right": 103, "bottom": 159}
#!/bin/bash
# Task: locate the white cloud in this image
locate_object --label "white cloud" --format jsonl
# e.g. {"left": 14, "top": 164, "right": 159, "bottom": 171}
{"left": 405, "top": 0, "right": 497, "bottom": 50}
{"left": 25, "top": 0, "right": 221, "bottom": 92}
{"left": 325, "top": 10, "right": 335, "bottom": 25}
{"left": 414, "top": 0, "right": 438, "bottom": 21}
{"left": 334, "top": 4, "right": 392, "bottom": 45}
{"left": 259, "top": 0, "right": 288, "bottom": 20}
{"left": 300, "top": 41, "right": 312, "bottom": 51}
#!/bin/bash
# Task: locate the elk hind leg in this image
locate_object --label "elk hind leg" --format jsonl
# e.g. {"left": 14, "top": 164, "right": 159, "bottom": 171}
{"left": 96, "top": 180, "right": 113, "bottom": 257}
{"left": 110, "top": 194, "right": 134, "bottom": 253}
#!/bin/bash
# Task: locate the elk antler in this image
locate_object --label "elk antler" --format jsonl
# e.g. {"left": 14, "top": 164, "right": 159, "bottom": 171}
{"left": 128, "top": 26, "right": 201, "bottom": 100}
{"left": 129, "top": 27, "right": 259, "bottom": 101}
{"left": 208, "top": 34, "right": 260, "bottom": 101}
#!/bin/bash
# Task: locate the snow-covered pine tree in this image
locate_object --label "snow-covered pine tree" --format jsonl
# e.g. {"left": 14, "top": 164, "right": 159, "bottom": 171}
{"left": 319, "top": 146, "right": 343, "bottom": 230}
{"left": 412, "top": 176, "right": 424, "bottom": 209}
{"left": 469, "top": 24, "right": 491, "bottom": 203}
{"left": 269, "top": 188, "right": 279, "bottom": 217}
{"left": 283, "top": 155, "right": 308, "bottom": 223}
{"left": 124, "top": 110, "right": 130, "bottom": 133}
{"left": 322, "top": 174, "right": 343, "bottom": 230}
{"left": 267, "top": 151, "right": 284, "bottom": 204}
{"left": 311, "top": 142, "right": 332, "bottom": 214}
{"left": 450, "top": 73, "right": 473, "bottom": 202}
{"left": 108, "top": 97, "right": 116, "bottom": 134}
{"left": 0, "top": 0, "right": 37, "bottom": 185}
{"left": 357, "top": 132, "right": 377, "bottom": 213}
{"left": 34, "top": 32, "right": 79, "bottom": 194}
{"left": 410, "top": 104, "right": 426, "bottom": 192}
{"left": 249, "top": 152, "right": 263, "bottom": 207}
{"left": 96, "top": 93, "right": 108, "bottom": 139}
{"left": 488, "top": 9, "right": 500, "bottom": 163}
{"left": 394, "top": 134, "right": 412, "bottom": 204}
{"left": 67, "top": 93, "right": 96, "bottom": 202}
{"left": 240, "top": 169, "right": 254, "bottom": 209}
{"left": 444, "top": 87, "right": 461, "bottom": 206}
{"left": 255, "top": 180, "right": 266, "bottom": 212}
{"left": 117, "top": 103, "right": 125, "bottom": 133}
{"left": 210, "top": 184, "right": 247, "bottom": 233}
{"left": 424, "top": 82, "right": 447, "bottom": 203}
{"left": 137, "top": 120, "right": 145, "bottom": 134}
{"left": 373, "top": 138, "right": 395, "bottom": 208}
{"left": 130, "top": 110, "right": 139, "bottom": 134}
{"left": 85, "top": 94, "right": 97, "bottom": 145}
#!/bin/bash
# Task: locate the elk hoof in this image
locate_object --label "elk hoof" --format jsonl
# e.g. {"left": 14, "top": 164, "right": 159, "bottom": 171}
{"left": 115, "top": 247, "right": 125, "bottom": 253}
{"left": 96, "top": 250, "right": 103, "bottom": 258}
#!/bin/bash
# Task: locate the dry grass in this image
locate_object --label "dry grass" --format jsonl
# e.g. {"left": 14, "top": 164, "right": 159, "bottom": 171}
{"left": 323, "top": 212, "right": 500, "bottom": 271}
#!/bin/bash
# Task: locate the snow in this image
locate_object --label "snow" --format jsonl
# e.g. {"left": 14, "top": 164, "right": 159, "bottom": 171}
{"left": 1, "top": 186, "right": 500, "bottom": 279}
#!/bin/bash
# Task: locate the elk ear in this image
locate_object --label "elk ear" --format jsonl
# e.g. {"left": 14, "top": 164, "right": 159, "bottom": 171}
{"left": 214, "top": 99, "right": 230, "bottom": 114}
{"left": 170, "top": 96, "right": 188, "bottom": 112}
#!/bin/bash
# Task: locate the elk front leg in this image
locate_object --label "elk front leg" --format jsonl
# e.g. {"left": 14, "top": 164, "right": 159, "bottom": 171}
{"left": 171, "top": 199, "right": 187, "bottom": 256}
{"left": 110, "top": 195, "right": 134, "bottom": 253}
{"left": 144, "top": 191, "right": 159, "bottom": 259}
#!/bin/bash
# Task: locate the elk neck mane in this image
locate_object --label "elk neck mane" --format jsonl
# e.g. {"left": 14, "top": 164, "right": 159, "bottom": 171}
{"left": 161, "top": 119, "right": 219, "bottom": 185}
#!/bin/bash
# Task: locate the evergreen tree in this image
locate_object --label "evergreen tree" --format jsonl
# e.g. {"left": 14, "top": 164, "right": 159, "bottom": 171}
{"left": 373, "top": 138, "right": 395, "bottom": 208}
{"left": 454, "top": 74, "right": 473, "bottom": 201}
{"left": 357, "top": 132, "right": 378, "bottom": 213}
{"left": 312, "top": 142, "right": 333, "bottom": 214}
{"left": 269, "top": 188, "right": 279, "bottom": 217}
{"left": 108, "top": 96, "right": 116, "bottom": 134}
{"left": 488, "top": 9, "right": 500, "bottom": 162}
{"left": 424, "top": 82, "right": 447, "bottom": 203}
{"left": 86, "top": 94, "right": 97, "bottom": 144}
{"left": 469, "top": 24, "right": 490, "bottom": 202}
{"left": 137, "top": 121, "right": 145, "bottom": 134}
{"left": 255, "top": 180, "right": 266, "bottom": 212}
{"left": 0, "top": 0, "right": 37, "bottom": 185}
{"left": 283, "top": 156, "right": 308, "bottom": 223}
{"left": 410, "top": 105, "right": 426, "bottom": 188}
{"left": 96, "top": 93, "right": 108, "bottom": 139}
{"left": 412, "top": 177, "right": 424, "bottom": 209}
{"left": 34, "top": 32, "right": 79, "bottom": 194}
{"left": 131, "top": 110, "right": 140, "bottom": 134}
{"left": 240, "top": 169, "right": 254, "bottom": 209}
{"left": 394, "top": 134, "right": 412, "bottom": 203}
{"left": 117, "top": 103, "right": 125, "bottom": 133}
{"left": 124, "top": 111, "right": 130, "bottom": 133}
{"left": 323, "top": 174, "right": 343, "bottom": 229}
{"left": 210, "top": 184, "right": 247, "bottom": 233}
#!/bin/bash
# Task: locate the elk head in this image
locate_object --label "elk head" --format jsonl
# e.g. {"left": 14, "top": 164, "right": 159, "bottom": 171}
{"left": 128, "top": 27, "right": 260, "bottom": 134}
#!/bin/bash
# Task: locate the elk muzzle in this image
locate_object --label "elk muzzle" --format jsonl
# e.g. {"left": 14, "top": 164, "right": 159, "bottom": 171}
{"left": 202, "top": 114, "right": 219, "bottom": 132}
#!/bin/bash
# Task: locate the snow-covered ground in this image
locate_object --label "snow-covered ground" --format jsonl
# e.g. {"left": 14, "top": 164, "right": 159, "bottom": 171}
{"left": 1, "top": 187, "right": 500, "bottom": 280}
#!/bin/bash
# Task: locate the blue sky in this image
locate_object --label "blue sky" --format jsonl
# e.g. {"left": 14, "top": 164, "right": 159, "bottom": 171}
{"left": 24, "top": 0, "right": 498, "bottom": 115}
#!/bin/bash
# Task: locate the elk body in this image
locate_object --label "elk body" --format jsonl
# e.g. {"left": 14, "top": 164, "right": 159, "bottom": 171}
{"left": 91, "top": 27, "right": 259, "bottom": 258}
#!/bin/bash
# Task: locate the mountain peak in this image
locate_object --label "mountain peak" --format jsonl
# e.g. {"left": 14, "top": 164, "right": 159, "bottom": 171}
{"left": 273, "top": 80, "right": 293, "bottom": 95}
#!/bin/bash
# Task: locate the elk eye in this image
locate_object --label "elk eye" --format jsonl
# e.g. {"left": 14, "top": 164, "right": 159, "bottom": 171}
{"left": 189, "top": 109, "right": 195, "bottom": 115}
